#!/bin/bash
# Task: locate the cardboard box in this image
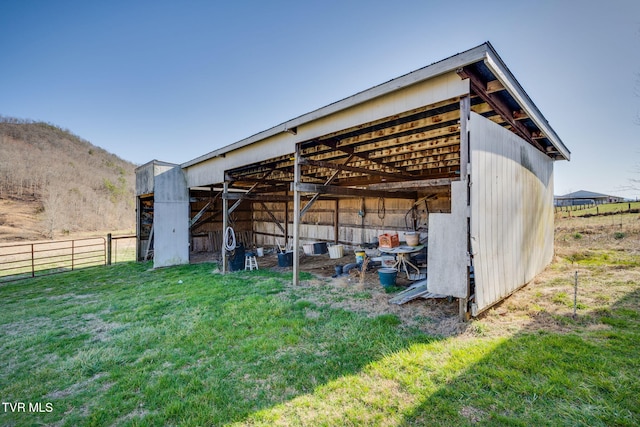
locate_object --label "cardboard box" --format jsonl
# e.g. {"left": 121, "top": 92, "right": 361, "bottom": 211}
{"left": 378, "top": 233, "right": 400, "bottom": 248}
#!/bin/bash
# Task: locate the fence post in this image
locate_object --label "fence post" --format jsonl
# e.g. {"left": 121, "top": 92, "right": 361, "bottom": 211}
{"left": 573, "top": 271, "right": 578, "bottom": 319}
{"left": 107, "top": 233, "right": 112, "bottom": 266}
{"left": 31, "top": 243, "right": 35, "bottom": 278}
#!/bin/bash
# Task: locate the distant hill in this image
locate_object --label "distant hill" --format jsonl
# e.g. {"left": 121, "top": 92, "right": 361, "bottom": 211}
{"left": 0, "top": 116, "right": 136, "bottom": 240}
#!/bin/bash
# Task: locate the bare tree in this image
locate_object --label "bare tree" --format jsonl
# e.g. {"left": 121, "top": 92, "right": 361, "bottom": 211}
{"left": 41, "top": 185, "right": 67, "bottom": 239}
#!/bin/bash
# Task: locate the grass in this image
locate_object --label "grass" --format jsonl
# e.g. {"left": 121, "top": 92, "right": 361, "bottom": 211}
{"left": 1, "top": 225, "right": 639, "bottom": 425}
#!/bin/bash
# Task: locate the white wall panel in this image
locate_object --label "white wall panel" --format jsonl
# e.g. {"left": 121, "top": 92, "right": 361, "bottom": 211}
{"left": 154, "top": 165, "right": 190, "bottom": 268}
{"left": 469, "top": 112, "right": 554, "bottom": 314}
{"left": 427, "top": 181, "right": 468, "bottom": 298}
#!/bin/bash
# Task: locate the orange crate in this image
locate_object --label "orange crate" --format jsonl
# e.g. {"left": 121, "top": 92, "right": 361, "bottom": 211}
{"left": 378, "top": 233, "right": 400, "bottom": 248}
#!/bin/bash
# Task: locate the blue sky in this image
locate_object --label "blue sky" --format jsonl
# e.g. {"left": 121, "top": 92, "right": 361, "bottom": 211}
{"left": 1, "top": 0, "right": 639, "bottom": 198}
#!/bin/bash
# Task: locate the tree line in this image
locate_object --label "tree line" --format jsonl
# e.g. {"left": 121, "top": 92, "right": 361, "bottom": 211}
{"left": 0, "top": 117, "right": 136, "bottom": 238}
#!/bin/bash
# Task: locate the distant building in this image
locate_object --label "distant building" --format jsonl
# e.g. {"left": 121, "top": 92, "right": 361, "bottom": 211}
{"left": 554, "top": 190, "right": 624, "bottom": 206}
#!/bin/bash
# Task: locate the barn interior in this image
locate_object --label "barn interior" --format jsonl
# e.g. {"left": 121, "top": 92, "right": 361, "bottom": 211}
{"left": 136, "top": 43, "right": 569, "bottom": 317}
{"left": 183, "top": 60, "right": 563, "bottom": 268}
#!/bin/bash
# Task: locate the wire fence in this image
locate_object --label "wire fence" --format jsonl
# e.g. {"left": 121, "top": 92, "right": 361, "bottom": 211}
{"left": 554, "top": 201, "right": 640, "bottom": 218}
{"left": 0, "top": 234, "right": 136, "bottom": 284}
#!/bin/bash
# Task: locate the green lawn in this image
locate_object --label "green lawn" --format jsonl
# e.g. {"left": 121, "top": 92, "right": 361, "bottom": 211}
{"left": 0, "top": 261, "right": 638, "bottom": 426}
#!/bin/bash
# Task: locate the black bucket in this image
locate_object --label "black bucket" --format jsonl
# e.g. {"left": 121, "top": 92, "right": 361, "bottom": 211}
{"left": 229, "top": 244, "right": 245, "bottom": 271}
{"left": 277, "top": 251, "right": 294, "bottom": 267}
{"left": 313, "top": 242, "right": 328, "bottom": 254}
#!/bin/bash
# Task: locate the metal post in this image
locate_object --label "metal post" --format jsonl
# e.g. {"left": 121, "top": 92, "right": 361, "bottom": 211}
{"left": 107, "top": 233, "right": 112, "bottom": 265}
{"left": 222, "top": 181, "right": 229, "bottom": 274}
{"left": 293, "top": 144, "right": 301, "bottom": 286}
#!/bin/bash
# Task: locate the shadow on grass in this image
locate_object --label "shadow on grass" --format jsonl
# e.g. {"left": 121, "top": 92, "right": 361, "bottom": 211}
{"left": 3, "top": 262, "right": 638, "bottom": 426}
{"left": 398, "top": 287, "right": 640, "bottom": 426}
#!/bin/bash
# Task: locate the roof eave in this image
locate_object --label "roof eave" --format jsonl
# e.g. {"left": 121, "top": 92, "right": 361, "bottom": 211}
{"left": 482, "top": 44, "right": 571, "bottom": 161}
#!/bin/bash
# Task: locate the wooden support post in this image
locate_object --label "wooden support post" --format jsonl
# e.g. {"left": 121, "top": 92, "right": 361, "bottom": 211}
{"left": 460, "top": 95, "right": 472, "bottom": 322}
{"left": 293, "top": 144, "right": 301, "bottom": 286}
{"left": 334, "top": 199, "right": 339, "bottom": 244}
{"left": 460, "top": 95, "right": 470, "bottom": 182}
{"left": 284, "top": 191, "right": 289, "bottom": 248}
{"left": 136, "top": 197, "right": 141, "bottom": 261}
{"left": 222, "top": 181, "right": 229, "bottom": 274}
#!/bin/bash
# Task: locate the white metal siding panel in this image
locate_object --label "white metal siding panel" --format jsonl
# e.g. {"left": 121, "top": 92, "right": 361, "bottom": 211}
{"left": 427, "top": 180, "right": 468, "bottom": 298}
{"left": 186, "top": 133, "right": 293, "bottom": 187}
{"left": 469, "top": 112, "right": 554, "bottom": 313}
{"left": 154, "top": 165, "right": 190, "bottom": 268}
{"left": 135, "top": 162, "right": 155, "bottom": 196}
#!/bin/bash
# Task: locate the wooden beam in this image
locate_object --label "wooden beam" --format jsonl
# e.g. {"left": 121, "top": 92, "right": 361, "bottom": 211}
{"left": 460, "top": 95, "right": 470, "bottom": 182}
{"left": 259, "top": 202, "right": 286, "bottom": 235}
{"left": 486, "top": 79, "right": 505, "bottom": 94}
{"left": 308, "top": 96, "right": 461, "bottom": 148}
{"left": 320, "top": 138, "right": 418, "bottom": 180}
{"left": 189, "top": 201, "right": 211, "bottom": 228}
{"left": 513, "top": 109, "right": 528, "bottom": 120}
{"left": 229, "top": 182, "right": 260, "bottom": 214}
{"left": 365, "top": 136, "right": 460, "bottom": 160}
{"left": 222, "top": 193, "right": 294, "bottom": 202}
{"left": 368, "top": 177, "right": 453, "bottom": 191}
{"left": 300, "top": 154, "right": 353, "bottom": 217}
{"left": 457, "top": 66, "right": 545, "bottom": 152}
{"left": 294, "top": 182, "right": 417, "bottom": 199}
{"left": 300, "top": 157, "right": 417, "bottom": 182}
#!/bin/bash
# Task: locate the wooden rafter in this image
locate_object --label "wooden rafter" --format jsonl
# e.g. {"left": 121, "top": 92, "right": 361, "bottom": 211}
{"left": 294, "top": 182, "right": 417, "bottom": 199}
{"left": 457, "top": 66, "right": 545, "bottom": 152}
{"left": 300, "top": 154, "right": 354, "bottom": 217}
{"left": 300, "top": 157, "right": 416, "bottom": 182}
{"left": 319, "top": 138, "right": 419, "bottom": 180}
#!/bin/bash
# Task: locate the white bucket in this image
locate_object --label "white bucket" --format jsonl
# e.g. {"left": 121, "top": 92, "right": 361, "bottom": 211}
{"left": 256, "top": 247, "right": 264, "bottom": 257}
{"left": 328, "top": 244, "right": 344, "bottom": 259}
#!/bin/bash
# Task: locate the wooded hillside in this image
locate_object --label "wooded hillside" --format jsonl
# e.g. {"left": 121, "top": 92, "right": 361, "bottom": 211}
{"left": 0, "top": 116, "right": 136, "bottom": 240}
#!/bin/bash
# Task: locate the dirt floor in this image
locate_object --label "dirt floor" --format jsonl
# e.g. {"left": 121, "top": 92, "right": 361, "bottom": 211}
{"left": 192, "top": 213, "right": 640, "bottom": 339}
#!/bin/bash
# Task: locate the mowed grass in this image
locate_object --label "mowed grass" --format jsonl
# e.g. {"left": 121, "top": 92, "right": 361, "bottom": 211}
{"left": 1, "top": 258, "right": 639, "bottom": 426}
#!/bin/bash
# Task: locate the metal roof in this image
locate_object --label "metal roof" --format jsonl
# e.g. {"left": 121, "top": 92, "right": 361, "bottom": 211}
{"left": 182, "top": 42, "right": 569, "bottom": 171}
{"left": 557, "top": 190, "right": 619, "bottom": 199}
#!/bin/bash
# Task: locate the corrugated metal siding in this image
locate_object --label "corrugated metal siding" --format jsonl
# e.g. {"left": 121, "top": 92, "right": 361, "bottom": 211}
{"left": 469, "top": 112, "right": 554, "bottom": 313}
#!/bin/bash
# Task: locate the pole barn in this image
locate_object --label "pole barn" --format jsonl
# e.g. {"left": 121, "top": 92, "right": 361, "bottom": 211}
{"left": 136, "top": 42, "right": 570, "bottom": 318}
